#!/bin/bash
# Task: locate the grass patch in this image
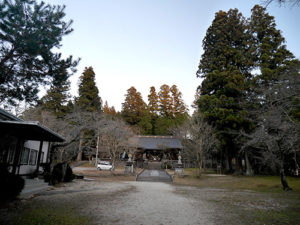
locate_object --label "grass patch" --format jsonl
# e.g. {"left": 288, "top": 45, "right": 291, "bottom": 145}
{"left": 13, "top": 205, "right": 92, "bottom": 225}
{"left": 80, "top": 162, "right": 95, "bottom": 168}
{"left": 174, "top": 168, "right": 300, "bottom": 193}
{"left": 251, "top": 208, "right": 300, "bottom": 225}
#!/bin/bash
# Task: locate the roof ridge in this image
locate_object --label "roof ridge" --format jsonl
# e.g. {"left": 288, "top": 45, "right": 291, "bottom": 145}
{"left": 0, "top": 108, "right": 23, "bottom": 121}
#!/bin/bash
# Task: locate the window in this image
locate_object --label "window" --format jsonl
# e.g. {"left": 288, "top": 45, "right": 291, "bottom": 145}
{"left": 7, "top": 146, "right": 15, "bottom": 163}
{"left": 29, "top": 150, "right": 38, "bottom": 166}
{"left": 20, "top": 148, "right": 30, "bottom": 165}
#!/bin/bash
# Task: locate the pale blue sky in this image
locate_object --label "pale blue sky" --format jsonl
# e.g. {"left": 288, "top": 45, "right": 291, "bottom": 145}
{"left": 43, "top": 0, "right": 300, "bottom": 112}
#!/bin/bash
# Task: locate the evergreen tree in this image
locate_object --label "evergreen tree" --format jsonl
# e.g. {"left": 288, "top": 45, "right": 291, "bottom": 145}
{"left": 192, "top": 88, "right": 201, "bottom": 112}
{"left": 250, "top": 5, "right": 299, "bottom": 85}
{"left": 103, "top": 100, "right": 117, "bottom": 116}
{"left": 103, "top": 101, "right": 110, "bottom": 114}
{"left": 170, "top": 85, "right": 189, "bottom": 126}
{"left": 158, "top": 84, "right": 173, "bottom": 117}
{"left": 147, "top": 86, "right": 159, "bottom": 134}
{"left": 196, "top": 9, "right": 254, "bottom": 171}
{"left": 77, "top": 67, "right": 102, "bottom": 112}
{"left": 121, "top": 87, "right": 151, "bottom": 133}
{"left": 148, "top": 86, "right": 159, "bottom": 116}
{"left": 40, "top": 80, "right": 71, "bottom": 118}
{"left": 170, "top": 85, "right": 188, "bottom": 116}
{"left": 0, "top": 0, "right": 78, "bottom": 105}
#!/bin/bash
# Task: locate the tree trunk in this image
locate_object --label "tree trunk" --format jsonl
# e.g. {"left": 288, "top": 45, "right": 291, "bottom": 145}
{"left": 234, "top": 154, "right": 243, "bottom": 175}
{"left": 196, "top": 151, "right": 202, "bottom": 177}
{"left": 224, "top": 151, "right": 230, "bottom": 172}
{"left": 245, "top": 151, "right": 254, "bottom": 176}
{"left": 294, "top": 151, "right": 299, "bottom": 176}
{"left": 77, "top": 134, "right": 83, "bottom": 161}
{"left": 280, "top": 169, "right": 292, "bottom": 191}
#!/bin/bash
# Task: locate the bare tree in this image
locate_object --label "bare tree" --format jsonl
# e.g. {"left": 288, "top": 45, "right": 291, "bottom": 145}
{"left": 262, "top": 0, "right": 300, "bottom": 6}
{"left": 172, "top": 113, "right": 219, "bottom": 176}
{"left": 98, "top": 117, "right": 134, "bottom": 169}
{"left": 22, "top": 105, "right": 103, "bottom": 163}
{"left": 241, "top": 68, "right": 300, "bottom": 188}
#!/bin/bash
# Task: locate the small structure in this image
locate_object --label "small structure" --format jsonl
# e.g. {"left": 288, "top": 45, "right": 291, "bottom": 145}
{"left": 124, "top": 153, "right": 134, "bottom": 174}
{"left": 175, "top": 153, "right": 184, "bottom": 175}
{"left": 0, "top": 108, "right": 64, "bottom": 176}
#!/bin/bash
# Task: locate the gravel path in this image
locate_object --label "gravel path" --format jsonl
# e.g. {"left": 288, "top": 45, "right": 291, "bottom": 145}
{"left": 94, "top": 182, "right": 214, "bottom": 225}
{"left": 4, "top": 179, "right": 299, "bottom": 225}
{"left": 29, "top": 180, "right": 215, "bottom": 225}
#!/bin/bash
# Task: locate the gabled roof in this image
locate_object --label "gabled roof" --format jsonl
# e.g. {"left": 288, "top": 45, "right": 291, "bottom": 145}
{"left": 130, "top": 135, "right": 183, "bottom": 150}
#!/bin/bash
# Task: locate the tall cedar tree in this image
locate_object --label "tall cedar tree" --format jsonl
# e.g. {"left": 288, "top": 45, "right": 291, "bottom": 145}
{"left": 77, "top": 67, "right": 102, "bottom": 112}
{"left": 148, "top": 86, "right": 159, "bottom": 116}
{"left": 192, "top": 88, "right": 201, "bottom": 111}
{"left": 103, "top": 101, "right": 116, "bottom": 116}
{"left": 196, "top": 9, "right": 255, "bottom": 171}
{"left": 158, "top": 84, "right": 173, "bottom": 117}
{"left": 170, "top": 85, "right": 189, "bottom": 127}
{"left": 147, "top": 86, "right": 159, "bottom": 134}
{"left": 0, "top": 0, "right": 78, "bottom": 105}
{"left": 40, "top": 80, "right": 71, "bottom": 118}
{"left": 250, "top": 5, "right": 299, "bottom": 85}
{"left": 121, "top": 86, "right": 152, "bottom": 134}
{"left": 170, "top": 85, "right": 187, "bottom": 116}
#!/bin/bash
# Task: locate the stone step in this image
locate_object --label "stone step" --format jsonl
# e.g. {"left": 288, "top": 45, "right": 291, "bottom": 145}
{"left": 136, "top": 169, "right": 173, "bottom": 182}
{"left": 137, "top": 177, "right": 172, "bottom": 182}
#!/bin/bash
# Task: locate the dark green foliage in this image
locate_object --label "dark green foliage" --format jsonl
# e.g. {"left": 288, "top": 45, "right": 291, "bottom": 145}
{"left": 250, "top": 5, "right": 299, "bottom": 85}
{"left": 154, "top": 117, "right": 175, "bottom": 135}
{"left": 196, "top": 9, "right": 254, "bottom": 170}
{"left": 77, "top": 67, "right": 102, "bottom": 112}
{"left": 0, "top": 163, "right": 24, "bottom": 200}
{"left": 121, "top": 85, "right": 189, "bottom": 135}
{"left": 40, "top": 162, "right": 51, "bottom": 183}
{"left": 50, "top": 162, "right": 74, "bottom": 185}
{"left": 196, "top": 4, "right": 300, "bottom": 174}
{"left": 64, "top": 164, "right": 75, "bottom": 182}
{"left": 161, "top": 161, "right": 172, "bottom": 169}
{"left": 0, "top": 0, "right": 78, "bottom": 105}
{"left": 40, "top": 81, "right": 72, "bottom": 118}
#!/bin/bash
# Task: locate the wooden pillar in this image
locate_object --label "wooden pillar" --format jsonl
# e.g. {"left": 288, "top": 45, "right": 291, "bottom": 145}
{"left": 12, "top": 138, "right": 23, "bottom": 175}
{"left": 35, "top": 140, "right": 44, "bottom": 176}
{"left": 46, "top": 142, "right": 51, "bottom": 163}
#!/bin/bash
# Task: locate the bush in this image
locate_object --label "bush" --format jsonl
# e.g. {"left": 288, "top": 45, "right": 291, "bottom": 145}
{"left": 50, "top": 162, "right": 75, "bottom": 185}
{"left": 64, "top": 164, "right": 75, "bottom": 182}
{"left": 40, "top": 163, "right": 51, "bottom": 182}
{"left": 0, "top": 163, "right": 25, "bottom": 200}
{"left": 161, "top": 161, "right": 173, "bottom": 169}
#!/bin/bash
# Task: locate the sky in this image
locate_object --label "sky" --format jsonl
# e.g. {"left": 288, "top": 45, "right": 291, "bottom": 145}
{"left": 43, "top": 0, "right": 300, "bottom": 112}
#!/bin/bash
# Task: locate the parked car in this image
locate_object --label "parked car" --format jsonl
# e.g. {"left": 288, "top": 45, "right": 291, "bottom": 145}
{"left": 97, "top": 161, "right": 114, "bottom": 171}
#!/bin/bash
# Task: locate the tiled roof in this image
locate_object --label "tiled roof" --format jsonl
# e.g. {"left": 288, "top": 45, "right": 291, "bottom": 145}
{"left": 130, "top": 136, "right": 183, "bottom": 150}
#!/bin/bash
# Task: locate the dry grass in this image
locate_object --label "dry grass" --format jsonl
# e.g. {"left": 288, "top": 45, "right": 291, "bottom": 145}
{"left": 79, "top": 161, "right": 95, "bottom": 167}
{"left": 173, "top": 168, "right": 300, "bottom": 193}
{"left": 73, "top": 166, "right": 143, "bottom": 182}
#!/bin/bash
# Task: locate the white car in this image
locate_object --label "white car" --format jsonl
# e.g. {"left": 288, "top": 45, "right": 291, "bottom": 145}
{"left": 97, "top": 161, "right": 114, "bottom": 171}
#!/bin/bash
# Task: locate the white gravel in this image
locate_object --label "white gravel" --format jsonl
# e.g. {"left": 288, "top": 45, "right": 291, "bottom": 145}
{"left": 21, "top": 179, "right": 296, "bottom": 225}
{"left": 95, "top": 182, "right": 214, "bottom": 225}
{"left": 36, "top": 180, "right": 215, "bottom": 225}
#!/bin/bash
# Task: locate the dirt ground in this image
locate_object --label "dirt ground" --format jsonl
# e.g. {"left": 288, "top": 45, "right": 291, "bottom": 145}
{"left": 1, "top": 177, "right": 300, "bottom": 225}
{"left": 1, "top": 167, "right": 299, "bottom": 225}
